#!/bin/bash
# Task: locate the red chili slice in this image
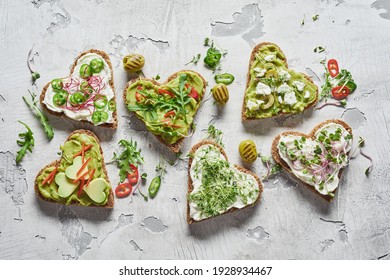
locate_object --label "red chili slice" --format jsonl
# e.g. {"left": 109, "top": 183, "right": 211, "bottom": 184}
{"left": 128, "top": 164, "right": 139, "bottom": 185}
{"left": 158, "top": 88, "right": 175, "bottom": 97}
{"left": 115, "top": 183, "right": 132, "bottom": 198}
{"left": 332, "top": 85, "right": 350, "bottom": 100}
{"left": 327, "top": 59, "right": 339, "bottom": 78}
{"left": 164, "top": 110, "right": 176, "bottom": 118}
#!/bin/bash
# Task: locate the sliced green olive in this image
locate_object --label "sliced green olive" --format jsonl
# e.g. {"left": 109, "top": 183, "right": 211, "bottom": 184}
{"left": 265, "top": 69, "right": 278, "bottom": 79}
{"left": 239, "top": 140, "right": 258, "bottom": 163}
{"left": 80, "top": 64, "right": 92, "bottom": 78}
{"left": 212, "top": 83, "right": 229, "bottom": 105}
{"left": 52, "top": 90, "right": 67, "bottom": 106}
{"left": 123, "top": 54, "right": 145, "bottom": 72}
{"left": 51, "top": 79, "right": 63, "bottom": 91}
{"left": 69, "top": 92, "right": 85, "bottom": 106}
{"left": 259, "top": 94, "right": 275, "bottom": 110}
{"left": 94, "top": 96, "right": 108, "bottom": 109}
{"left": 90, "top": 59, "right": 104, "bottom": 73}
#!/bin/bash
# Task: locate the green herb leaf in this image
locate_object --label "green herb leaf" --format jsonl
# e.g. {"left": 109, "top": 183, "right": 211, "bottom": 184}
{"left": 154, "top": 74, "right": 160, "bottom": 80}
{"left": 185, "top": 53, "right": 201, "bottom": 66}
{"left": 23, "top": 91, "right": 54, "bottom": 140}
{"left": 312, "top": 14, "right": 319, "bottom": 21}
{"left": 204, "top": 37, "right": 210, "bottom": 46}
{"left": 16, "top": 121, "right": 34, "bottom": 164}
{"left": 141, "top": 173, "right": 147, "bottom": 179}
{"left": 314, "top": 46, "right": 325, "bottom": 53}
{"left": 358, "top": 137, "right": 365, "bottom": 148}
{"left": 203, "top": 124, "right": 224, "bottom": 146}
{"left": 112, "top": 139, "right": 144, "bottom": 182}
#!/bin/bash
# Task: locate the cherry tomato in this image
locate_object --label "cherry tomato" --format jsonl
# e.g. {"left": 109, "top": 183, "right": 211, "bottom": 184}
{"left": 327, "top": 59, "right": 339, "bottom": 78}
{"left": 185, "top": 83, "right": 199, "bottom": 101}
{"left": 115, "top": 183, "right": 132, "bottom": 198}
{"left": 332, "top": 85, "right": 350, "bottom": 100}
{"left": 157, "top": 88, "right": 175, "bottom": 97}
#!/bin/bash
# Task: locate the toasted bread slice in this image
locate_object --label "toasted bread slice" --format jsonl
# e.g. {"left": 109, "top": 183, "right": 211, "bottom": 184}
{"left": 187, "top": 140, "right": 263, "bottom": 224}
{"left": 271, "top": 119, "right": 352, "bottom": 202}
{"left": 34, "top": 129, "right": 114, "bottom": 208}
{"left": 40, "top": 49, "right": 117, "bottom": 128}
{"left": 123, "top": 70, "right": 207, "bottom": 153}
{"left": 242, "top": 42, "right": 318, "bottom": 121}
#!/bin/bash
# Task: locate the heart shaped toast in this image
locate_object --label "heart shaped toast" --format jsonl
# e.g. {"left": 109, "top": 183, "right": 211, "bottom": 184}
{"left": 242, "top": 42, "right": 318, "bottom": 120}
{"left": 272, "top": 119, "right": 353, "bottom": 201}
{"left": 123, "top": 70, "right": 207, "bottom": 153}
{"left": 187, "top": 140, "right": 263, "bottom": 224}
{"left": 40, "top": 49, "right": 117, "bottom": 128}
{"left": 34, "top": 129, "right": 114, "bottom": 207}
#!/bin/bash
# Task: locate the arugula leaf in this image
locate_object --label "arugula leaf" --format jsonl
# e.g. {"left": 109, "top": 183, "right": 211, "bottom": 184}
{"left": 112, "top": 139, "right": 144, "bottom": 182}
{"left": 16, "top": 121, "right": 34, "bottom": 164}
{"left": 23, "top": 91, "right": 54, "bottom": 140}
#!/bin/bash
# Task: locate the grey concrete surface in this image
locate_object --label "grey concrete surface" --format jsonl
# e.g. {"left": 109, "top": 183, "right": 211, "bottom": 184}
{"left": 0, "top": 0, "right": 389, "bottom": 260}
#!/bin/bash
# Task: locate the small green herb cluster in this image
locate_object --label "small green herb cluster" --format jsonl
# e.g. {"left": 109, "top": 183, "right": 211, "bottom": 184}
{"left": 203, "top": 124, "right": 224, "bottom": 146}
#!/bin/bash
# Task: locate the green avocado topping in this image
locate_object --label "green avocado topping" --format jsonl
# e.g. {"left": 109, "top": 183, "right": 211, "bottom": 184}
{"left": 244, "top": 44, "right": 317, "bottom": 119}
{"left": 36, "top": 133, "right": 111, "bottom": 206}
{"left": 125, "top": 71, "right": 205, "bottom": 145}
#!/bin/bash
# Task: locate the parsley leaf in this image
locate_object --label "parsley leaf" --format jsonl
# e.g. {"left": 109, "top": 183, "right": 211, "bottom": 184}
{"left": 185, "top": 53, "right": 201, "bottom": 66}
{"left": 16, "top": 121, "right": 34, "bottom": 164}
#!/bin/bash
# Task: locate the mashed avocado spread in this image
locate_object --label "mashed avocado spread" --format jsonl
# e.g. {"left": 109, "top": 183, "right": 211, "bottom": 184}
{"left": 125, "top": 71, "right": 205, "bottom": 145}
{"left": 244, "top": 44, "right": 317, "bottom": 119}
{"left": 36, "top": 133, "right": 111, "bottom": 206}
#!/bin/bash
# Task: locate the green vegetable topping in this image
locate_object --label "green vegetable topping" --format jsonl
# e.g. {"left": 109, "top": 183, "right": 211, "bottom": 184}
{"left": 16, "top": 121, "right": 34, "bottom": 164}
{"left": 214, "top": 73, "right": 235, "bottom": 85}
{"left": 23, "top": 91, "right": 54, "bottom": 140}
{"left": 91, "top": 111, "right": 108, "bottom": 124}
{"left": 112, "top": 139, "right": 144, "bottom": 182}
{"left": 69, "top": 92, "right": 85, "bottom": 106}
{"left": 80, "top": 64, "right": 92, "bottom": 78}
{"left": 90, "top": 58, "right": 104, "bottom": 73}
{"left": 94, "top": 96, "right": 108, "bottom": 109}
{"left": 108, "top": 99, "right": 116, "bottom": 111}
{"left": 51, "top": 79, "right": 63, "bottom": 91}
{"left": 148, "top": 176, "right": 161, "bottom": 198}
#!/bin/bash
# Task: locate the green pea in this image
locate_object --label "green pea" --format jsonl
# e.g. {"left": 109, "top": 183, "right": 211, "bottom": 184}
{"left": 80, "top": 64, "right": 92, "bottom": 78}
{"left": 108, "top": 99, "right": 116, "bottom": 111}
{"left": 148, "top": 176, "right": 161, "bottom": 198}
{"left": 94, "top": 96, "right": 108, "bottom": 109}
{"left": 69, "top": 92, "right": 85, "bottom": 106}
{"left": 90, "top": 59, "right": 104, "bottom": 73}
{"left": 52, "top": 91, "right": 67, "bottom": 106}
{"left": 51, "top": 79, "right": 63, "bottom": 90}
{"left": 214, "top": 73, "right": 235, "bottom": 85}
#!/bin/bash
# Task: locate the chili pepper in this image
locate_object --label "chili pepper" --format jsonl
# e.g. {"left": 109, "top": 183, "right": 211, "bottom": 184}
{"left": 214, "top": 73, "right": 235, "bottom": 85}
{"left": 164, "top": 110, "right": 176, "bottom": 118}
{"left": 332, "top": 85, "right": 350, "bottom": 100}
{"left": 204, "top": 48, "right": 222, "bottom": 69}
{"left": 157, "top": 88, "right": 175, "bottom": 98}
{"left": 148, "top": 176, "right": 161, "bottom": 198}
{"left": 327, "top": 59, "right": 339, "bottom": 78}
{"left": 115, "top": 183, "right": 132, "bottom": 198}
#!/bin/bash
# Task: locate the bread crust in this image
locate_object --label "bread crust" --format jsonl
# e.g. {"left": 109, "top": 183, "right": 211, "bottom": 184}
{"left": 123, "top": 70, "right": 207, "bottom": 153}
{"left": 34, "top": 129, "right": 114, "bottom": 208}
{"left": 271, "top": 119, "right": 352, "bottom": 202}
{"left": 241, "top": 42, "right": 319, "bottom": 121}
{"left": 186, "top": 140, "right": 263, "bottom": 224}
{"left": 40, "top": 49, "right": 118, "bottom": 129}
